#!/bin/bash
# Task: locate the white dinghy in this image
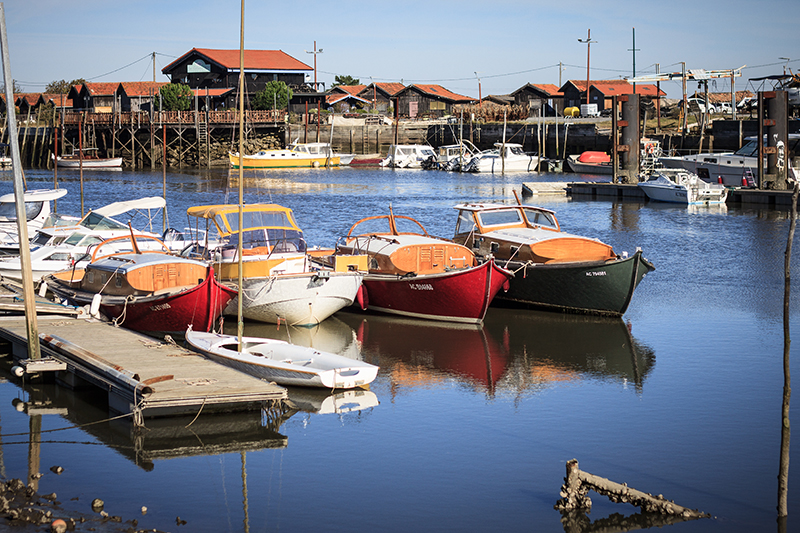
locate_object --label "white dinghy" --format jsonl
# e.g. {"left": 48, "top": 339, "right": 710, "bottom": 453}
{"left": 185, "top": 328, "right": 378, "bottom": 389}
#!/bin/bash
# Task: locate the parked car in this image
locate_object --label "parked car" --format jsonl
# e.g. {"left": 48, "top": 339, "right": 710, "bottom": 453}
{"left": 681, "top": 97, "right": 716, "bottom": 114}
{"left": 716, "top": 102, "right": 732, "bottom": 114}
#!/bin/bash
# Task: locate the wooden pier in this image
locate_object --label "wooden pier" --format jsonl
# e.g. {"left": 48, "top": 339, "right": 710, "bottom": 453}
{"left": 0, "top": 316, "right": 286, "bottom": 420}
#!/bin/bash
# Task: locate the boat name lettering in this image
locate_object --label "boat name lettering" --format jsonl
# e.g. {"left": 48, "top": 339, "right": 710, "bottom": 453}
{"left": 409, "top": 283, "right": 434, "bottom": 291}
{"left": 585, "top": 271, "right": 607, "bottom": 277}
{"left": 151, "top": 303, "right": 172, "bottom": 311}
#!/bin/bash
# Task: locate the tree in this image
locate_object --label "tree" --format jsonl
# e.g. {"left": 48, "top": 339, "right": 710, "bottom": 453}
{"left": 45, "top": 79, "right": 86, "bottom": 94}
{"left": 252, "top": 81, "right": 292, "bottom": 110}
{"left": 157, "top": 83, "right": 193, "bottom": 111}
{"left": 0, "top": 79, "right": 22, "bottom": 94}
{"left": 332, "top": 75, "right": 360, "bottom": 87}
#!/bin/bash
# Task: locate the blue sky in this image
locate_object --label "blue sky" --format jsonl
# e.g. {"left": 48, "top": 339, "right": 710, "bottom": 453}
{"left": 2, "top": 0, "right": 799, "bottom": 100}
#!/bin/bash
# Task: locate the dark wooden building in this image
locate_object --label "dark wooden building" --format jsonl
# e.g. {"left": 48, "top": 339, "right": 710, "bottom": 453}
{"left": 560, "top": 80, "right": 664, "bottom": 111}
{"left": 510, "top": 83, "right": 563, "bottom": 116}
{"left": 117, "top": 82, "right": 169, "bottom": 112}
{"left": 68, "top": 82, "right": 119, "bottom": 112}
{"left": 358, "top": 82, "right": 405, "bottom": 114}
{"left": 161, "top": 48, "right": 322, "bottom": 113}
{"left": 394, "top": 84, "right": 473, "bottom": 119}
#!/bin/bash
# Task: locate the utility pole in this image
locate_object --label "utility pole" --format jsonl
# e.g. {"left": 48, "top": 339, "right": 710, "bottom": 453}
{"left": 306, "top": 41, "right": 323, "bottom": 91}
{"left": 628, "top": 27, "right": 640, "bottom": 94}
{"left": 578, "top": 29, "right": 596, "bottom": 106}
{"left": 152, "top": 51, "right": 156, "bottom": 83}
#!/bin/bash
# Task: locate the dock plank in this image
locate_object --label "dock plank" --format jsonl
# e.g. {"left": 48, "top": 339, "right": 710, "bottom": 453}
{"left": 0, "top": 317, "right": 286, "bottom": 418}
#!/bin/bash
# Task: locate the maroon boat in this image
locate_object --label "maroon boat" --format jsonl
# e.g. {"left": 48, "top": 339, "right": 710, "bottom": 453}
{"left": 337, "top": 210, "right": 512, "bottom": 324}
{"left": 44, "top": 235, "right": 237, "bottom": 336}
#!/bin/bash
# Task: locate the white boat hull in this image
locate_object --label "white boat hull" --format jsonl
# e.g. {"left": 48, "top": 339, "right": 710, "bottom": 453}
{"left": 224, "top": 271, "right": 363, "bottom": 327}
{"left": 55, "top": 157, "right": 123, "bottom": 168}
{"left": 185, "top": 330, "right": 378, "bottom": 389}
{"left": 638, "top": 172, "right": 728, "bottom": 205}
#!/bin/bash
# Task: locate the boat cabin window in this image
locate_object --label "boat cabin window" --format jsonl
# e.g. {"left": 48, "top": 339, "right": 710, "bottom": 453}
{"left": 227, "top": 228, "right": 306, "bottom": 253}
{"left": 454, "top": 211, "right": 477, "bottom": 235}
{"left": 220, "top": 210, "right": 297, "bottom": 234}
{"left": 477, "top": 209, "right": 525, "bottom": 227}
{"left": 0, "top": 201, "right": 43, "bottom": 222}
{"left": 31, "top": 232, "right": 51, "bottom": 246}
{"left": 521, "top": 208, "right": 557, "bottom": 229}
{"left": 80, "top": 212, "right": 128, "bottom": 231}
{"left": 734, "top": 140, "right": 758, "bottom": 158}
{"left": 508, "top": 145, "right": 526, "bottom": 156}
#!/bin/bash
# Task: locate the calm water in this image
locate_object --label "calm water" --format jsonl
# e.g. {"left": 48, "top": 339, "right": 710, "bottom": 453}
{"left": 0, "top": 166, "right": 799, "bottom": 532}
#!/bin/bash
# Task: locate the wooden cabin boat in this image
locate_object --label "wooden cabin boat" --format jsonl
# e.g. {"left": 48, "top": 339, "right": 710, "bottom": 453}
{"left": 53, "top": 148, "right": 122, "bottom": 168}
{"left": 185, "top": 329, "right": 378, "bottom": 389}
{"left": 228, "top": 146, "right": 340, "bottom": 169}
{"left": 185, "top": 204, "right": 363, "bottom": 327}
{"left": 336, "top": 210, "right": 513, "bottom": 324}
{"left": 44, "top": 235, "right": 236, "bottom": 336}
{"left": 452, "top": 202, "right": 654, "bottom": 316}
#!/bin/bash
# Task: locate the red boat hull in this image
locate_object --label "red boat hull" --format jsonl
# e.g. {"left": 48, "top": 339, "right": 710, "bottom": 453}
{"left": 360, "top": 259, "right": 512, "bottom": 323}
{"left": 98, "top": 270, "right": 237, "bottom": 335}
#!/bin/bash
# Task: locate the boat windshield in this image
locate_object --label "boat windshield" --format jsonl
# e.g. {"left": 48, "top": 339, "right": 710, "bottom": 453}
{"left": 64, "top": 232, "right": 103, "bottom": 247}
{"left": 0, "top": 201, "right": 43, "bottom": 222}
{"left": 218, "top": 210, "right": 297, "bottom": 234}
{"left": 227, "top": 228, "right": 306, "bottom": 253}
{"left": 477, "top": 209, "right": 525, "bottom": 228}
{"left": 521, "top": 207, "right": 558, "bottom": 229}
{"left": 508, "top": 145, "right": 526, "bottom": 156}
{"left": 734, "top": 140, "right": 759, "bottom": 157}
{"left": 42, "top": 213, "right": 81, "bottom": 228}
{"left": 80, "top": 212, "right": 129, "bottom": 231}
{"left": 348, "top": 215, "right": 427, "bottom": 236}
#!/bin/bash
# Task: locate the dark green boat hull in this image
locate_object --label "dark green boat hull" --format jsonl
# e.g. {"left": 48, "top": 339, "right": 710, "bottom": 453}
{"left": 493, "top": 250, "right": 654, "bottom": 317}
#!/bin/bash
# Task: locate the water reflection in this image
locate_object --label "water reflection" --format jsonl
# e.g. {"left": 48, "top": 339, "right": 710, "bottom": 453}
{"left": 557, "top": 509, "right": 704, "bottom": 533}
{"left": 326, "top": 307, "right": 655, "bottom": 397}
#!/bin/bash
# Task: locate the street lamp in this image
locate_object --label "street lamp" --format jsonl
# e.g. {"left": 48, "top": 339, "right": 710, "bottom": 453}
{"left": 305, "top": 41, "right": 323, "bottom": 91}
{"left": 474, "top": 71, "right": 482, "bottom": 108}
{"left": 577, "top": 29, "right": 597, "bottom": 106}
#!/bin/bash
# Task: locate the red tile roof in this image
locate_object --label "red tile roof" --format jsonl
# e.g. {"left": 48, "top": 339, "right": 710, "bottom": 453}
{"left": 164, "top": 48, "right": 312, "bottom": 73}
{"left": 331, "top": 85, "right": 366, "bottom": 96}
{"left": 190, "top": 87, "right": 236, "bottom": 97}
{"left": 374, "top": 82, "right": 405, "bottom": 96}
{"left": 15, "top": 93, "right": 41, "bottom": 105}
{"left": 407, "top": 84, "right": 472, "bottom": 102}
{"left": 83, "top": 82, "right": 120, "bottom": 96}
{"left": 119, "top": 82, "right": 170, "bottom": 97}
{"left": 564, "top": 79, "right": 665, "bottom": 97}
{"left": 326, "top": 93, "right": 371, "bottom": 105}
{"left": 530, "top": 84, "right": 563, "bottom": 97}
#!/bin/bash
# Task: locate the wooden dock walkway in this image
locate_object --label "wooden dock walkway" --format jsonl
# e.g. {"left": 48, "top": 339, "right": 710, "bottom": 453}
{"left": 0, "top": 316, "right": 286, "bottom": 420}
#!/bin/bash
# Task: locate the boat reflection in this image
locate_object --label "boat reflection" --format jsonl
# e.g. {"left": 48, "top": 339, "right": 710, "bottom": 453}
{"left": 333, "top": 306, "right": 654, "bottom": 396}
{"left": 482, "top": 307, "right": 655, "bottom": 393}
{"left": 286, "top": 387, "right": 379, "bottom": 415}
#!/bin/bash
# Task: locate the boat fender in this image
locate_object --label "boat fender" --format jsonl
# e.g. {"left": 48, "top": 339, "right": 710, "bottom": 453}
{"left": 38, "top": 281, "right": 48, "bottom": 297}
{"left": 356, "top": 285, "right": 368, "bottom": 310}
{"left": 90, "top": 293, "right": 102, "bottom": 318}
{"left": 621, "top": 251, "right": 629, "bottom": 259}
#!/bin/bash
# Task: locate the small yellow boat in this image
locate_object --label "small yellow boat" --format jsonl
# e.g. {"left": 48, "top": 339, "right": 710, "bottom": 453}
{"left": 228, "top": 145, "right": 340, "bottom": 169}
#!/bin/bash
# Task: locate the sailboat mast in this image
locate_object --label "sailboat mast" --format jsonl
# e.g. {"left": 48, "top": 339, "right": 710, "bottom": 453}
{"left": 237, "top": 0, "right": 245, "bottom": 348}
{"left": 0, "top": 3, "right": 40, "bottom": 360}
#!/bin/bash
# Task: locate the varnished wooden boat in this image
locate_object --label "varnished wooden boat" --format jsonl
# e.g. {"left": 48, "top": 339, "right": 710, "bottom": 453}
{"left": 44, "top": 235, "right": 236, "bottom": 335}
{"left": 453, "top": 202, "right": 654, "bottom": 316}
{"left": 336, "top": 209, "right": 513, "bottom": 323}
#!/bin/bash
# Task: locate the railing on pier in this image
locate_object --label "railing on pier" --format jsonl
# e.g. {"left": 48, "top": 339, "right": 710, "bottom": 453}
{"left": 60, "top": 109, "right": 287, "bottom": 126}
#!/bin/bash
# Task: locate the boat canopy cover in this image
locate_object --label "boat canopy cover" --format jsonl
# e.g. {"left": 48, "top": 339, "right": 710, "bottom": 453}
{"left": 186, "top": 204, "right": 301, "bottom": 236}
{"left": 0, "top": 188, "right": 68, "bottom": 203}
{"left": 93, "top": 197, "right": 166, "bottom": 217}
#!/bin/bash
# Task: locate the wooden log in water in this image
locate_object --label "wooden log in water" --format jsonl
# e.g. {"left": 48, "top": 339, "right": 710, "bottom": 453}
{"left": 554, "top": 459, "right": 709, "bottom": 519}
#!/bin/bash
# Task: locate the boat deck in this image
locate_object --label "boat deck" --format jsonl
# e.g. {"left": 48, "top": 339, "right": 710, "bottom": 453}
{"left": 0, "top": 316, "right": 286, "bottom": 419}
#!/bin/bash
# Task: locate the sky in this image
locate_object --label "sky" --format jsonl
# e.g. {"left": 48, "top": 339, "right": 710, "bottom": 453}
{"left": 2, "top": 0, "right": 799, "bottom": 101}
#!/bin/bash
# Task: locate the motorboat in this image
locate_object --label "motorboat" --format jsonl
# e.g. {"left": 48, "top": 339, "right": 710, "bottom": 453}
{"left": 287, "top": 141, "right": 354, "bottom": 165}
{"left": 638, "top": 169, "right": 728, "bottom": 205}
{"left": 0, "top": 188, "right": 68, "bottom": 253}
{"left": 0, "top": 196, "right": 174, "bottom": 282}
{"left": 430, "top": 140, "right": 480, "bottom": 171}
{"left": 379, "top": 144, "right": 436, "bottom": 168}
{"left": 53, "top": 148, "right": 123, "bottom": 168}
{"left": 452, "top": 202, "right": 654, "bottom": 316}
{"left": 463, "top": 143, "right": 539, "bottom": 173}
{"left": 185, "top": 329, "right": 378, "bottom": 389}
{"left": 335, "top": 209, "right": 513, "bottom": 324}
{"left": 185, "top": 203, "right": 364, "bottom": 327}
{"left": 228, "top": 145, "right": 341, "bottom": 169}
{"left": 44, "top": 235, "right": 236, "bottom": 336}
{"left": 657, "top": 134, "right": 800, "bottom": 187}
{"left": 566, "top": 151, "right": 613, "bottom": 175}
